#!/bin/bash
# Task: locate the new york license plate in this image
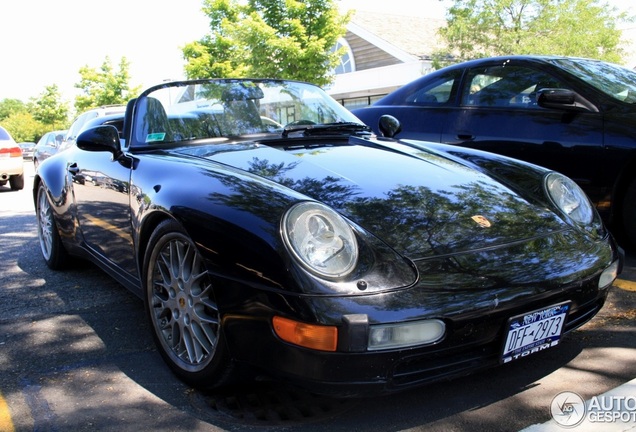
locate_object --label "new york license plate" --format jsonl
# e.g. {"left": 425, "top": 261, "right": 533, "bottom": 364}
{"left": 501, "top": 302, "right": 570, "bottom": 363}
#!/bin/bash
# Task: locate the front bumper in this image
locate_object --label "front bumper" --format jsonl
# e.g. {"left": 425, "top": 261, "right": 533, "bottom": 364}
{"left": 0, "top": 157, "right": 24, "bottom": 177}
{"left": 221, "top": 270, "right": 616, "bottom": 397}
{"left": 217, "top": 231, "right": 622, "bottom": 397}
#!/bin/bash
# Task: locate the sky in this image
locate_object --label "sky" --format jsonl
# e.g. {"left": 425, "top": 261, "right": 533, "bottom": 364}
{"left": 0, "top": 0, "right": 211, "bottom": 102}
{"left": 0, "top": 0, "right": 450, "bottom": 103}
{"left": 0, "top": 0, "right": 629, "bottom": 103}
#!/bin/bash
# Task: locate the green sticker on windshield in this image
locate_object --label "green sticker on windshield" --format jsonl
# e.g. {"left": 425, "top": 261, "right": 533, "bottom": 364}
{"left": 146, "top": 133, "right": 166, "bottom": 143}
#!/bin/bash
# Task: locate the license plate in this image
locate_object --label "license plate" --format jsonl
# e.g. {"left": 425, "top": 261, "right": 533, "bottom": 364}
{"left": 501, "top": 302, "right": 570, "bottom": 363}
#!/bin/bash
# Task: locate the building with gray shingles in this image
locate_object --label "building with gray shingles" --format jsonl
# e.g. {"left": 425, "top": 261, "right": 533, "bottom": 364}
{"left": 327, "top": 11, "right": 446, "bottom": 108}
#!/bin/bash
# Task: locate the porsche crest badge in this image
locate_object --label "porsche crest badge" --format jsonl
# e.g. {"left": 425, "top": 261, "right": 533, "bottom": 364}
{"left": 471, "top": 215, "right": 492, "bottom": 228}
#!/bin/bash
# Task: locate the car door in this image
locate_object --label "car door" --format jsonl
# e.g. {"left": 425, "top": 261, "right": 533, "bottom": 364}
{"left": 68, "top": 138, "right": 138, "bottom": 280}
{"left": 441, "top": 61, "right": 604, "bottom": 201}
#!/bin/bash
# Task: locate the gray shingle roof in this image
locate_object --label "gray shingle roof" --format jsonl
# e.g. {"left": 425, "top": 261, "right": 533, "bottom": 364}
{"left": 349, "top": 10, "right": 446, "bottom": 59}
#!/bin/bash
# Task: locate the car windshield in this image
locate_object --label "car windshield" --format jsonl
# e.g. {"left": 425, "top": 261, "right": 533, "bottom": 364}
{"left": 549, "top": 58, "right": 636, "bottom": 103}
{"left": 131, "top": 79, "right": 364, "bottom": 147}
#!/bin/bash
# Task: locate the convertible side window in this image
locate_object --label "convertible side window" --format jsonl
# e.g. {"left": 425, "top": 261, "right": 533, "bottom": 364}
{"left": 462, "top": 65, "right": 568, "bottom": 109}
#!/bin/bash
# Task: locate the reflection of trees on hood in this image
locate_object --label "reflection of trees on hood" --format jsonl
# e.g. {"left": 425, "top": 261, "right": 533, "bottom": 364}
{"left": 202, "top": 156, "right": 603, "bottom": 297}
{"left": 345, "top": 179, "right": 562, "bottom": 258}
{"left": 208, "top": 157, "right": 562, "bottom": 257}
{"left": 248, "top": 157, "right": 299, "bottom": 182}
{"left": 246, "top": 157, "right": 361, "bottom": 210}
{"left": 203, "top": 158, "right": 361, "bottom": 237}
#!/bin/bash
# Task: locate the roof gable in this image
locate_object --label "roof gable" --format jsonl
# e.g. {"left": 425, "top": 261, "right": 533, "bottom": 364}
{"left": 347, "top": 11, "right": 446, "bottom": 61}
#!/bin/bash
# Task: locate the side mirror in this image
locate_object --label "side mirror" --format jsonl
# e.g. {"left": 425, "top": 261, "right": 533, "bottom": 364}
{"left": 378, "top": 114, "right": 402, "bottom": 138}
{"left": 76, "top": 125, "right": 123, "bottom": 159}
{"left": 537, "top": 89, "right": 595, "bottom": 112}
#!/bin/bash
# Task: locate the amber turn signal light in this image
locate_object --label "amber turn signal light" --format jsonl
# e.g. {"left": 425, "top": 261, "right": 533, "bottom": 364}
{"left": 272, "top": 316, "right": 338, "bottom": 352}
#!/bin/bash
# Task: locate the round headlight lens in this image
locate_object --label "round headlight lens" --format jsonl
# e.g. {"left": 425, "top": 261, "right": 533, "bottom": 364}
{"left": 545, "top": 172, "right": 594, "bottom": 225}
{"left": 283, "top": 202, "right": 358, "bottom": 279}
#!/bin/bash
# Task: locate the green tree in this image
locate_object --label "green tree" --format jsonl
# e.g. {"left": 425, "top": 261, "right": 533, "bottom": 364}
{"left": 74, "top": 56, "right": 140, "bottom": 114}
{"left": 0, "top": 99, "right": 27, "bottom": 122}
{"left": 182, "top": 0, "right": 350, "bottom": 87}
{"left": 30, "top": 85, "right": 69, "bottom": 129}
{"left": 436, "top": 0, "right": 632, "bottom": 65}
{"left": 2, "top": 112, "right": 45, "bottom": 143}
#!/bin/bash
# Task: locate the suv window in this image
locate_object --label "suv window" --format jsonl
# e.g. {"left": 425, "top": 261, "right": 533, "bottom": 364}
{"left": 66, "top": 106, "right": 127, "bottom": 142}
{"left": 67, "top": 112, "right": 92, "bottom": 141}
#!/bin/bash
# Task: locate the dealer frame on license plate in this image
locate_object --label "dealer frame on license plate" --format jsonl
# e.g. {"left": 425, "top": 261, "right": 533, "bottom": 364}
{"left": 501, "top": 301, "right": 570, "bottom": 363}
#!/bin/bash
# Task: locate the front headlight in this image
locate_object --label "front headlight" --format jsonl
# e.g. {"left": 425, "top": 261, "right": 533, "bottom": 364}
{"left": 282, "top": 201, "right": 358, "bottom": 279}
{"left": 545, "top": 172, "right": 593, "bottom": 225}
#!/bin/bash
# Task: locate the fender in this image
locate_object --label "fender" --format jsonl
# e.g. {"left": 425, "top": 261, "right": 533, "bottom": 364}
{"left": 34, "top": 154, "right": 81, "bottom": 245}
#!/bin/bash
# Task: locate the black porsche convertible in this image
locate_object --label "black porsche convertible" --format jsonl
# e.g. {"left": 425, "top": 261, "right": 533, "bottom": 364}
{"left": 34, "top": 78, "right": 623, "bottom": 396}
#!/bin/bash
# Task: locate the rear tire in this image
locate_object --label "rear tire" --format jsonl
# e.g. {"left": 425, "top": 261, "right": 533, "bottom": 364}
{"left": 143, "top": 219, "right": 233, "bottom": 388}
{"left": 10, "top": 174, "right": 24, "bottom": 190}
{"left": 36, "top": 183, "right": 69, "bottom": 269}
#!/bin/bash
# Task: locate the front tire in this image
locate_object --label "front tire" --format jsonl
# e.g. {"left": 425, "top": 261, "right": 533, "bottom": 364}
{"left": 143, "top": 219, "right": 232, "bottom": 388}
{"left": 36, "top": 183, "right": 68, "bottom": 269}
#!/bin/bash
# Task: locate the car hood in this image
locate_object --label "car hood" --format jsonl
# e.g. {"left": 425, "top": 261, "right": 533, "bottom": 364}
{"left": 176, "top": 138, "right": 566, "bottom": 259}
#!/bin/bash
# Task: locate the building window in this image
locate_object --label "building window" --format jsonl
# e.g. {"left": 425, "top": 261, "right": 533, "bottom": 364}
{"left": 332, "top": 38, "right": 355, "bottom": 75}
{"left": 340, "top": 95, "right": 385, "bottom": 109}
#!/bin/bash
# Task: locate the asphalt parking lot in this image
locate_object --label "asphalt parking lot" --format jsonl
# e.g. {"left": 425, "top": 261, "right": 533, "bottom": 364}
{"left": 1, "top": 162, "right": 635, "bottom": 431}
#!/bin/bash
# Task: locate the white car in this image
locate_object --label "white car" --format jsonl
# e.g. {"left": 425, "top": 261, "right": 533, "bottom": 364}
{"left": 0, "top": 125, "right": 24, "bottom": 190}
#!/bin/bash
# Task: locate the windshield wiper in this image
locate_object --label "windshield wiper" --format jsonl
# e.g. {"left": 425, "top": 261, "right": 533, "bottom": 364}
{"left": 282, "top": 122, "right": 371, "bottom": 138}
